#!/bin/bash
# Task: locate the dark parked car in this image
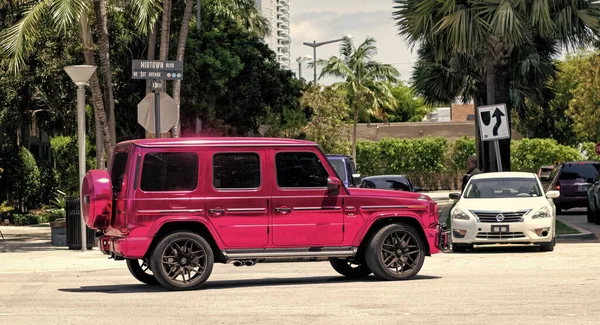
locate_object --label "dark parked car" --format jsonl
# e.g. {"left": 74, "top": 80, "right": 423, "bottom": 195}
{"left": 545, "top": 161, "right": 600, "bottom": 212}
{"left": 359, "top": 175, "right": 422, "bottom": 192}
{"left": 326, "top": 155, "right": 361, "bottom": 187}
{"left": 586, "top": 167, "right": 600, "bottom": 225}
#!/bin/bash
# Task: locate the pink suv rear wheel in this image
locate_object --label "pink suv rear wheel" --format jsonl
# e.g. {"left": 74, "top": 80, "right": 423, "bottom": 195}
{"left": 365, "top": 223, "right": 425, "bottom": 281}
{"left": 126, "top": 258, "right": 158, "bottom": 285}
{"left": 149, "top": 231, "right": 214, "bottom": 291}
{"left": 329, "top": 258, "right": 371, "bottom": 278}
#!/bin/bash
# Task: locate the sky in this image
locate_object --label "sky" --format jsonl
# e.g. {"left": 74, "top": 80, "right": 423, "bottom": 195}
{"left": 289, "top": 0, "right": 417, "bottom": 85}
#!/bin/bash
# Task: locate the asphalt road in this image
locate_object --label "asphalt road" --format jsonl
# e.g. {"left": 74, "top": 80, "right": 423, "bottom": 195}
{"left": 1, "top": 243, "right": 600, "bottom": 325}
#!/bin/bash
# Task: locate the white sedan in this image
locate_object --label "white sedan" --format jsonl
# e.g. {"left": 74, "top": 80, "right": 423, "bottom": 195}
{"left": 449, "top": 172, "right": 560, "bottom": 252}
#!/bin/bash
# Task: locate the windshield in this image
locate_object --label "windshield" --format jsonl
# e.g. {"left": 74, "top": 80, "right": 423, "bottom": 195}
{"left": 464, "top": 177, "right": 542, "bottom": 199}
{"left": 327, "top": 158, "right": 347, "bottom": 183}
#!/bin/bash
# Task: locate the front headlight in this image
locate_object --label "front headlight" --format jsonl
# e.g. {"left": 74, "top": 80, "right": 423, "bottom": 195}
{"left": 531, "top": 206, "right": 551, "bottom": 219}
{"left": 451, "top": 208, "right": 470, "bottom": 220}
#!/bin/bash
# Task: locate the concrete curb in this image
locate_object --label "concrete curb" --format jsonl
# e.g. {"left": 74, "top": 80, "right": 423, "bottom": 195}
{"left": 556, "top": 219, "right": 597, "bottom": 241}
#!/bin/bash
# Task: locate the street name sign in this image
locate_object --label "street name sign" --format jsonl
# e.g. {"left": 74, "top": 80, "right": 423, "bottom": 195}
{"left": 132, "top": 60, "right": 183, "bottom": 80}
{"left": 477, "top": 104, "right": 510, "bottom": 141}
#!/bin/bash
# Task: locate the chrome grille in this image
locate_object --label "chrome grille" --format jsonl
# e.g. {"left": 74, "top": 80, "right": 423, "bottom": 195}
{"left": 476, "top": 232, "right": 526, "bottom": 239}
{"left": 470, "top": 210, "right": 530, "bottom": 223}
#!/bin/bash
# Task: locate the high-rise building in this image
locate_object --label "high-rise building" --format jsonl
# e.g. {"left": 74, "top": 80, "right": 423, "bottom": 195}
{"left": 256, "top": 0, "right": 291, "bottom": 70}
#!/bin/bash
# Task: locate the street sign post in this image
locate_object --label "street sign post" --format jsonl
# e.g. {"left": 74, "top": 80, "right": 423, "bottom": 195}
{"left": 477, "top": 104, "right": 510, "bottom": 172}
{"left": 132, "top": 60, "right": 183, "bottom": 138}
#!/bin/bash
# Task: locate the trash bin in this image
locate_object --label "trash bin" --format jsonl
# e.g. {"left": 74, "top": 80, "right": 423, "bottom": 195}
{"left": 66, "top": 197, "right": 96, "bottom": 250}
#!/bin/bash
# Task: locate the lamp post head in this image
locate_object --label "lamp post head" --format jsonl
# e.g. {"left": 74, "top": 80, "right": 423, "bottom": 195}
{"left": 64, "top": 65, "right": 97, "bottom": 87}
{"left": 344, "top": 34, "right": 353, "bottom": 40}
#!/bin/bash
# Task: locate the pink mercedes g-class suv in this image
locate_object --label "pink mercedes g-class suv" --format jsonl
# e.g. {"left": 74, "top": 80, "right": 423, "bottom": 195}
{"left": 82, "top": 138, "right": 448, "bottom": 290}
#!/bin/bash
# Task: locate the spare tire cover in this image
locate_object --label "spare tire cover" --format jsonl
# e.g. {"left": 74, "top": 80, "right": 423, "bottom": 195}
{"left": 81, "top": 170, "right": 113, "bottom": 230}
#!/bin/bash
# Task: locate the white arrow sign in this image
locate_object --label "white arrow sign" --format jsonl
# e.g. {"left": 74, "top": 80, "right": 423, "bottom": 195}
{"left": 477, "top": 104, "right": 510, "bottom": 141}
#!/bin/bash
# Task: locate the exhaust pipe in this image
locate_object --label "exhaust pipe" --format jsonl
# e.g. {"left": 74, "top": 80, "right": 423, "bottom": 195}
{"left": 244, "top": 260, "right": 256, "bottom": 266}
{"left": 232, "top": 260, "right": 243, "bottom": 267}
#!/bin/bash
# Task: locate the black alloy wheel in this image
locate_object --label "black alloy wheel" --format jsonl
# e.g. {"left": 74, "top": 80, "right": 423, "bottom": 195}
{"left": 150, "top": 232, "right": 214, "bottom": 291}
{"left": 365, "top": 223, "right": 425, "bottom": 281}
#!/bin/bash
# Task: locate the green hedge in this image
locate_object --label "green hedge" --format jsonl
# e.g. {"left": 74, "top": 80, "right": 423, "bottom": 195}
{"left": 50, "top": 136, "right": 96, "bottom": 196}
{"left": 356, "top": 136, "right": 588, "bottom": 183}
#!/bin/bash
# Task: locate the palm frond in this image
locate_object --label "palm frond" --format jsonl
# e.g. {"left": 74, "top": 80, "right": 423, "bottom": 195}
{"left": 317, "top": 56, "right": 355, "bottom": 81}
{"left": 365, "top": 62, "right": 400, "bottom": 83}
{"left": 0, "top": 0, "right": 50, "bottom": 73}
{"left": 130, "top": 0, "right": 162, "bottom": 34}
{"left": 51, "top": 0, "right": 87, "bottom": 32}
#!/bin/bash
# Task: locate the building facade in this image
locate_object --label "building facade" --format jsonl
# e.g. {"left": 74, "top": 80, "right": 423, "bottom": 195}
{"left": 256, "top": 0, "right": 291, "bottom": 70}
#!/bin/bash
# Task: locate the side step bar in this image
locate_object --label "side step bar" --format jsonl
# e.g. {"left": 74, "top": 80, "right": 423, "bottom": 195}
{"left": 222, "top": 246, "right": 357, "bottom": 260}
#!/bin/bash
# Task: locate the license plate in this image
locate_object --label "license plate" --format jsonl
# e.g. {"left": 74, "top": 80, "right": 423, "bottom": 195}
{"left": 491, "top": 225, "right": 509, "bottom": 232}
{"left": 578, "top": 185, "right": 588, "bottom": 192}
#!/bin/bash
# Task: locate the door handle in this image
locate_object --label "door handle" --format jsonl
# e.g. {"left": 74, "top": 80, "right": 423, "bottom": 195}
{"left": 209, "top": 208, "right": 225, "bottom": 215}
{"left": 275, "top": 207, "right": 291, "bottom": 214}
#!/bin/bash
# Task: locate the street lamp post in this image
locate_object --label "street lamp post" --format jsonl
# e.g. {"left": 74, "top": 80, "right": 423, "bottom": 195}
{"left": 296, "top": 55, "right": 312, "bottom": 80}
{"left": 64, "top": 65, "right": 97, "bottom": 252}
{"left": 302, "top": 35, "right": 352, "bottom": 84}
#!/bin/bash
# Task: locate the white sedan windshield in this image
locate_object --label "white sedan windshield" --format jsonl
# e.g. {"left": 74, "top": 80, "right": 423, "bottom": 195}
{"left": 464, "top": 177, "right": 542, "bottom": 199}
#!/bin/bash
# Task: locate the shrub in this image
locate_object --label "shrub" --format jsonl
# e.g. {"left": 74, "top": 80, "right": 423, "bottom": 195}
{"left": 511, "top": 138, "right": 582, "bottom": 172}
{"left": 448, "top": 136, "right": 476, "bottom": 170}
{"left": 356, "top": 140, "right": 382, "bottom": 175}
{"left": 0, "top": 145, "right": 41, "bottom": 211}
{"left": 50, "top": 136, "right": 96, "bottom": 196}
{"left": 580, "top": 142, "right": 600, "bottom": 161}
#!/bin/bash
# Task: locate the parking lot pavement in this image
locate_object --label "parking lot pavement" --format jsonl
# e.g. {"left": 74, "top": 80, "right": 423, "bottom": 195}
{"left": 1, "top": 243, "right": 600, "bottom": 325}
{"left": 557, "top": 208, "right": 600, "bottom": 238}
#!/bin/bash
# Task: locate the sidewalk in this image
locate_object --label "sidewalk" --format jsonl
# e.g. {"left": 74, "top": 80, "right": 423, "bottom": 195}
{"left": 0, "top": 224, "right": 120, "bottom": 273}
{"left": 556, "top": 209, "right": 600, "bottom": 240}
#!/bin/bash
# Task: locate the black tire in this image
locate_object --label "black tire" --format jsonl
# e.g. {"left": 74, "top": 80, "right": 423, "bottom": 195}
{"left": 149, "top": 231, "right": 214, "bottom": 291}
{"left": 329, "top": 258, "right": 371, "bottom": 278}
{"left": 587, "top": 203, "right": 595, "bottom": 223}
{"left": 451, "top": 243, "right": 472, "bottom": 253}
{"left": 365, "top": 223, "right": 425, "bottom": 281}
{"left": 540, "top": 237, "right": 555, "bottom": 252}
{"left": 126, "top": 259, "right": 159, "bottom": 285}
{"left": 595, "top": 209, "right": 600, "bottom": 225}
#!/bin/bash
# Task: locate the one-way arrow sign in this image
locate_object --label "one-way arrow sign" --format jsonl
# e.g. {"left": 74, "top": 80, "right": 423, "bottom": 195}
{"left": 477, "top": 104, "right": 510, "bottom": 141}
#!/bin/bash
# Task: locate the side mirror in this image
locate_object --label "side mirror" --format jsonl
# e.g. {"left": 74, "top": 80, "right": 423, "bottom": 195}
{"left": 327, "top": 177, "right": 342, "bottom": 194}
{"left": 413, "top": 185, "right": 422, "bottom": 192}
{"left": 351, "top": 173, "right": 362, "bottom": 186}
{"left": 546, "top": 190, "right": 560, "bottom": 199}
{"left": 449, "top": 193, "right": 461, "bottom": 200}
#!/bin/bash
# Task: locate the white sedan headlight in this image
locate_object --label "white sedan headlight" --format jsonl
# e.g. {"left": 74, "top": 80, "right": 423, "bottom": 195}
{"left": 451, "top": 208, "right": 470, "bottom": 220}
{"left": 531, "top": 206, "right": 551, "bottom": 219}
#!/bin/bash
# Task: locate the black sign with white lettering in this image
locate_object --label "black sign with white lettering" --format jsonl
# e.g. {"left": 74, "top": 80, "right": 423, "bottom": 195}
{"left": 132, "top": 60, "right": 183, "bottom": 80}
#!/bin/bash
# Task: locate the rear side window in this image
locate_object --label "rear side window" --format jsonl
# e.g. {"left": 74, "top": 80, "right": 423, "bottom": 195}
{"left": 361, "top": 177, "right": 411, "bottom": 191}
{"left": 276, "top": 152, "right": 328, "bottom": 188}
{"left": 328, "top": 158, "right": 347, "bottom": 183}
{"left": 558, "top": 163, "right": 600, "bottom": 181}
{"left": 213, "top": 153, "right": 260, "bottom": 189}
{"left": 140, "top": 152, "right": 198, "bottom": 191}
{"left": 111, "top": 152, "right": 129, "bottom": 192}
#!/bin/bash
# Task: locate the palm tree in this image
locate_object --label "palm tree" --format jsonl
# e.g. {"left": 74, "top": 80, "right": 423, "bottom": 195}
{"left": 316, "top": 37, "right": 399, "bottom": 161}
{"left": 171, "top": 0, "right": 270, "bottom": 137}
{"left": 0, "top": 0, "right": 159, "bottom": 166}
{"left": 393, "top": 0, "right": 600, "bottom": 171}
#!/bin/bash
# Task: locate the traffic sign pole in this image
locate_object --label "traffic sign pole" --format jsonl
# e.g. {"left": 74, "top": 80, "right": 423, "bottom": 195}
{"left": 494, "top": 140, "right": 503, "bottom": 172}
{"left": 153, "top": 80, "right": 161, "bottom": 138}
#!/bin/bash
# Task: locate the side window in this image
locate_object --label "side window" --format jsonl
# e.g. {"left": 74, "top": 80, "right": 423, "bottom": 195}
{"left": 110, "top": 152, "right": 129, "bottom": 192}
{"left": 213, "top": 153, "right": 261, "bottom": 189}
{"left": 276, "top": 152, "right": 329, "bottom": 188}
{"left": 140, "top": 152, "right": 198, "bottom": 192}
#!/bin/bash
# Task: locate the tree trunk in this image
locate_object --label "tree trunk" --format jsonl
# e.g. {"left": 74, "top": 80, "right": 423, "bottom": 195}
{"left": 79, "top": 10, "right": 114, "bottom": 164}
{"left": 484, "top": 50, "right": 497, "bottom": 172}
{"left": 352, "top": 105, "right": 358, "bottom": 162}
{"left": 145, "top": 21, "right": 158, "bottom": 95}
{"left": 495, "top": 60, "right": 512, "bottom": 171}
{"left": 159, "top": 0, "right": 172, "bottom": 92}
{"left": 94, "top": 0, "right": 116, "bottom": 153}
{"left": 172, "top": 0, "right": 194, "bottom": 138}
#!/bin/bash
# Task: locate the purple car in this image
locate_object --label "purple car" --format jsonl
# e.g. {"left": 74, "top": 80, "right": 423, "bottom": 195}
{"left": 545, "top": 161, "right": 600, "bottom": 212}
